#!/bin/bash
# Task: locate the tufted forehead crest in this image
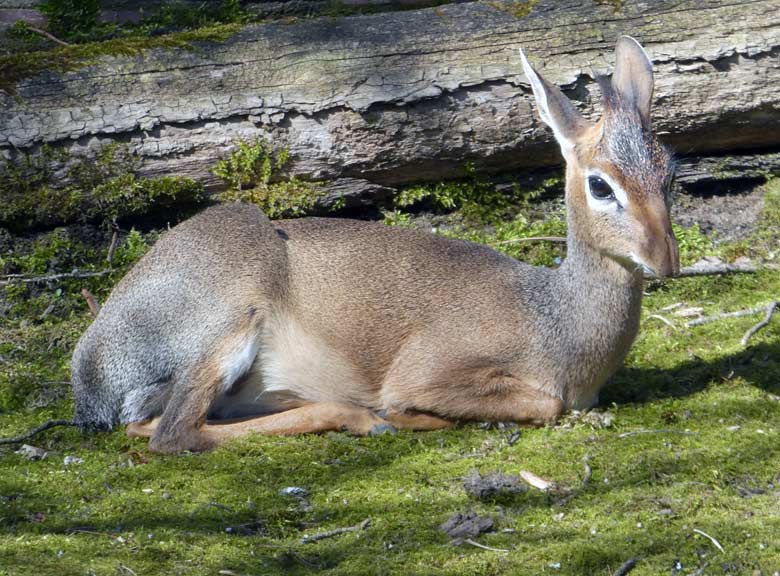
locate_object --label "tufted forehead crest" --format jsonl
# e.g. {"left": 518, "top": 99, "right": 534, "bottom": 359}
{"left": 594, "top": 77, "right": 674, "bottom": 198}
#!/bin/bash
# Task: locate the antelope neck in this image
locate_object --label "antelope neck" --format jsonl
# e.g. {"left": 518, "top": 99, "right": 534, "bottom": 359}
{"left": 557, "top": 234, "right": 644, "bottom": 320}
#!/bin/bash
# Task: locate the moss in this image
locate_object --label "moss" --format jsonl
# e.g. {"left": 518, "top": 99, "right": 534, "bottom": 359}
{"left": 486, "top": 0, "right": 538, "bottom": 19}
{"left": 594, "top": 0, "right": 623, "bottom": 12}
{"left": 387, "top": 165, "right": 561, "bottom": 226}
{"left": 1, "top": 179, "right": 779, "bottom": 575}
{"left": 0, "top": 22, "right": 243, "bottom": 94}
{"left": 213, "top": 138, "right": 325, "bottom": 219}
{"left": 0, "top": 143, "right": 204, "bottom": 231}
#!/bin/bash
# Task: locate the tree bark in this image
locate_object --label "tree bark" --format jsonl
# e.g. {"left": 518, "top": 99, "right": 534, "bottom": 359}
{"left": 1, "top": 0, "right": 779, "bottom": 205}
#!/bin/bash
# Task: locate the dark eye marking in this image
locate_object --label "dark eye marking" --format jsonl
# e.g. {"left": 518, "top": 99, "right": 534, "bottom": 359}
{"left": 588, "top": 175, "right": 615, "bottom": 201}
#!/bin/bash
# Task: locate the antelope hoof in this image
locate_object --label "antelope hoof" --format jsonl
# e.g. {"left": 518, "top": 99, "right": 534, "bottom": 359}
{"left": 369, "top": 422, "right": 397, "bottom": 436}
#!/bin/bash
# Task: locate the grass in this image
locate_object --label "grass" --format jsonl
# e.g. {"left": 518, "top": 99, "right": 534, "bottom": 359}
{"left": 1, "top": 181, "right": 779, "bottom": 575}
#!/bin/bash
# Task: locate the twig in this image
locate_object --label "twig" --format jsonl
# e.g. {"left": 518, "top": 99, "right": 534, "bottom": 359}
{"left": 81, "top": 288, "right": 102, "bottom": 316}
{"left": 0, "top": 419, "right": 77, "bottom": 445}
{"left": 463, "top": 538, "right": 509, "bottom": 553}
{"left": 301, "top": 518, "right": 370, "bottom": 543}
{"left": 618, "top": 429, "right": 697, "bottom": 439}
{"left": 106, "top": 230, "right": 119, "bottom": 267}
{"left": 685, "top": 304, "right": 772, "bottom": 328}
{"left": 693, "top": 528, "right": 724, "bottom": 552}
{"left": 648, "top": 314, "right": 675, "bottom": 329}
{"left": 495, "top": 236, "right": 566, "bottom": 245}
{"left": 674, "top": 261, "right": 760, "bottom": 277}
{"left": 117, "top": 565, "right": 138, "bottom": 576}
{"left": 0, "top": 270, "right": 111, "bottom": 286}
{"left": 741, "top": 301, "right": 778, "bottom": 346}
{"left": 612, "top": 557, "right": 639, "bottom": 576}
{"left": 25, "top": 25, "right": 71, "bottom": 47}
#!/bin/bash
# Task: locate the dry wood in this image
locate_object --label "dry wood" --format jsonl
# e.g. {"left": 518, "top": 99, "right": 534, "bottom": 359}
{"left": 106, "top": 230, "right": 119, "bottom": 266}
{"left": 0, "top": 269, "right": 111, "bottom": 286}
{"left": 81, "top": 288, "right": 102, "bottom": 316}
{"left": 612, "top": 558, "right": 639, "bottom": 576}
{"left": 674, "top": 261, "right": 760, "bottom": 278}
{"left": 24, "top": 25, "right": 70, "bottom": 46}
{"left": 692, "top": 528, "right": 724, "bottom": 553}
{"left": 741, "top": 301, "right": 778, "bottom": 346}
{"left": 618, "top": 429, "right": 697, "bottom": 439}
{"left": 647, "top": 314, "right": 675, "bottom": 329}
{"left": 495, "top": 236, "right": 566, "bottom": 245}
{"left": 463, "top": 539, "right": 509, "bottom": 553}
{"left": 685, "top": 303, "right": 774, "bottom": 328}
{"left": 300, "top": 518, "right": 370, "bottom": 543}
{"left": 0, "top": 419, "right": 77, "bottom": 445}
{"left": 2, "top": 0, "right": 778, "bottom": 209}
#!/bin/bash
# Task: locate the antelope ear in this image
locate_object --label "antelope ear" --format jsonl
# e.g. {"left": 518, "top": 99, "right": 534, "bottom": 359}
{"left": 519, "top": 48, "right": 588, "bottom": 157}
{"left": 612, "top": 36, "right": 654, "bottom": 125}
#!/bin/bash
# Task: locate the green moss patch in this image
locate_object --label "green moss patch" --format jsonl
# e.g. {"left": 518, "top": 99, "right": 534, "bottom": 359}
{"left": 0, "top": 22, "right": 243, "bottom": 94}
{"left": 1, "top": 179, "right": 779, "bottom": 575}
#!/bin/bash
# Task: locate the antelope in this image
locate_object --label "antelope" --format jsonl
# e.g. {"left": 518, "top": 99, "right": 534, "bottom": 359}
{"left": 71, "top": 37, "right": 679, "bottom": 453}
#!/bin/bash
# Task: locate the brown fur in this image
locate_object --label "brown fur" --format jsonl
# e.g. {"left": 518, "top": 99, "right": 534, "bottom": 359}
{"left": 71, "top": 37, "right": 679, "bottom": 453}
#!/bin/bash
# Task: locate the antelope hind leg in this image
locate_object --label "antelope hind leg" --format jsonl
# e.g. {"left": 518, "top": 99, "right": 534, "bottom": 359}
{"left": 139, "top": 402, "right": 393, "bottom": 453}
{"left": 126, "top": 417, "right": 160, "bottom": 438}
{"left": 197, "top": 402, "right": 392, "bottom": 446}
{"left": 379, "top": 409, "right": 454, "bottom": 431}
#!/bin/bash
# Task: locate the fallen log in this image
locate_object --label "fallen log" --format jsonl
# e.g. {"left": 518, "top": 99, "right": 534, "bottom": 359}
{"left": 1, "top": 0, "right": 779, "bottom": 208}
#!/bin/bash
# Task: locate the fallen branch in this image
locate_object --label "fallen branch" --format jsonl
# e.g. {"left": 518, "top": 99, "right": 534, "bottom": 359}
{"left": 81, "top": 288, "right": 102, "bottom": 316}
{"left": 25, "top": 25, "right": 71, "bottom": 47}
{"left": 685, "top": 303, "right": 775, "bottom": 328}
{"left": 106, "top": 230, "right": 119, "bottom": 267}
{"left": 741, "top": 301, "right": 778, "bottom": 346}
{"left": 674, "top": 261, "right": 760, "bottom": 278}
{"left": 0, "top": 270, "right": 111, "bottom": 286}
{"left": 0, "top": 419, "right": 77, "bottom": 445}
{"left": 618, "top": 429, "right": 697, "bottom": 439}
{"left": 693, "top": 528, "right": 724, "bottom": 553}
{"left": 301, "top": 518, "right": 370, "bottom": 544}
{"left": 495, "top": 236, "right": 566, "bottom": 245}
{"left": 612, "top": 557, "right": 639, "bottom": 576}
{"left": 463, "top": 539, "right": 509, "bottom": 553}
{"left": 647, "top": 314, "right": 676, "bottom": 329}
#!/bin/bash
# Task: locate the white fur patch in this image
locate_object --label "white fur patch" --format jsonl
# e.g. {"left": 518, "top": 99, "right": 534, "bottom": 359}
{"left": 260, "top": 316, "right": 372, "bottom": 406}
{"left": 220, "top": 332, "right": 261, "bottom": 392}
{"left": 585, "top": 169, "right": 629, "bottom": 212}
{"left": 519, "top": 48, "right": 575, "bottom": 155}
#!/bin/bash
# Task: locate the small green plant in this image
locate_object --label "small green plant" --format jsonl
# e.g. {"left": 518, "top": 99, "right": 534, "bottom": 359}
{"left": 388, "top": 165, "right": 560, "bottom": 226}
{"left": 213, "top": 139, "right": 323, "bottom": 218}
{"left": 672, "top": 222, "right": 712, "bottom": 266}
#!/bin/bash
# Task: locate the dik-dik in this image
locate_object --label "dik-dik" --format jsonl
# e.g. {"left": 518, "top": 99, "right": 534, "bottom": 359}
{"left": 71, "top": 37, "right": 679, "bottom": 453}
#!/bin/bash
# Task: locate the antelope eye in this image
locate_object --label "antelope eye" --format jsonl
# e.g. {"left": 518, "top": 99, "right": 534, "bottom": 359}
{"left": 588, "top": 176, "right": 614, "bottom": 200}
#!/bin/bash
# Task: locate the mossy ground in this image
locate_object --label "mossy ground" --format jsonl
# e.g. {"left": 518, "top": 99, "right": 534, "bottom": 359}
{"left": 1, "top": 181, "right": 779, "bottom": 576}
